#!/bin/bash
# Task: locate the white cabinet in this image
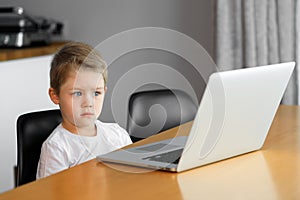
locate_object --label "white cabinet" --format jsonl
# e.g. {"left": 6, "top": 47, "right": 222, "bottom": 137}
{"left": 0, "top": 55, "right": 57, "bottom": 192}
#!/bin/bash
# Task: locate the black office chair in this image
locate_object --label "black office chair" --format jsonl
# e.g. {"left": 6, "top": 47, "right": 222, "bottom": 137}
{"left": 16, "top": 109, "right": 62, "bottom": 186}
{"left": 127, "top": 89, "right": 198, "bottom": 142}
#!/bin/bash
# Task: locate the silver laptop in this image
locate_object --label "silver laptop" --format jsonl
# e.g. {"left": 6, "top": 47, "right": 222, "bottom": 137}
{"left": 97, "top": 62, "right": 295, "bottom": 172}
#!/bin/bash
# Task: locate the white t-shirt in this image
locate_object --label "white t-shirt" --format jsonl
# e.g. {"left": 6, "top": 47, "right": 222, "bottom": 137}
{"left": 36, "top": 120, "right": 132, "bottom": 179}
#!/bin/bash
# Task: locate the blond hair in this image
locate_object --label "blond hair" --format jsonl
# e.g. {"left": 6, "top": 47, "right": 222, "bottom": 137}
{"left": 50, "top": 41, "right": 107, "bottom": 95}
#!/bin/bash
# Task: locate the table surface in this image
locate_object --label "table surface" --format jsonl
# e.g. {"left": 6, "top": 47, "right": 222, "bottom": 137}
{"left": 1, "top": 105, "right": 300, "bottom": 200}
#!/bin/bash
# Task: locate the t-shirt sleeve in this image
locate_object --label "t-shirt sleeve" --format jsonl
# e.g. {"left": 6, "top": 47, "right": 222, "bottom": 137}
{"left": 113, "top": 124, "right": 133, "bottom": 146}
{"left": 36, "top": 140, "right": 69, "bottom": 179}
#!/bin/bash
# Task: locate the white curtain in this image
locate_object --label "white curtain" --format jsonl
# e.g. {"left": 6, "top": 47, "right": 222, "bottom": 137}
{"left": 215, "top": 0, "right": 299, "bottom": 105}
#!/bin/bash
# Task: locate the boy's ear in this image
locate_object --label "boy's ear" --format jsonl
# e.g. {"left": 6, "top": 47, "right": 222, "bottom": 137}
{"left": 49, "top": 88, "right": 60, "bottom": 104}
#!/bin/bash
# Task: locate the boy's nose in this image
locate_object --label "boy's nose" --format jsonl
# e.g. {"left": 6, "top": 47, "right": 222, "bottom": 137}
{"left": 82, "top": 94, "right": 94, "bottom": 107}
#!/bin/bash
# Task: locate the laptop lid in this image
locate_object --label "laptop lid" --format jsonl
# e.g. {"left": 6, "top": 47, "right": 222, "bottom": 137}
{"left": 98, "top": 62, "right": 295, "bottom": 172}
{"left": 177, "top": 61, "right": 295, "bottom": 171}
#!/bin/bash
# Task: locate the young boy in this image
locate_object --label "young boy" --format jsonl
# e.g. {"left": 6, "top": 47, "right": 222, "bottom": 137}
{"left": 36, "top": 42, "right": 132, "bottom": 179}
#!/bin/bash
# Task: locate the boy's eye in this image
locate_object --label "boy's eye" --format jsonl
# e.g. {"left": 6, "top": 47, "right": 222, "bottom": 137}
{"left": 72, "top": 91, "right": 82, "bottom": 96}
{"left": 94, "top": 91, "right": 101, "bottom": 96}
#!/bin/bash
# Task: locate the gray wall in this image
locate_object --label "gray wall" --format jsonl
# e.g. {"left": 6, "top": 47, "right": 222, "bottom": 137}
{"left": 0, "top": 0, "right": 215, "bottom": 192}
{"left": 2, "top": 0, "right": 214, "bottom": 55}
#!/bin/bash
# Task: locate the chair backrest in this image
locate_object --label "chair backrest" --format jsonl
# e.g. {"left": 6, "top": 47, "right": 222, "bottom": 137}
{"left": 16, "top": 109, "right": 62, "bottom": 186}
{"left": 127, "top": 89, "right": 197, "bottom": 142}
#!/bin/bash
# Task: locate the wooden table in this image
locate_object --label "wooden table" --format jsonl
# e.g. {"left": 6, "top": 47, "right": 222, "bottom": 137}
{"left": 1, "top": 105, "right": 300, "bottom": 200}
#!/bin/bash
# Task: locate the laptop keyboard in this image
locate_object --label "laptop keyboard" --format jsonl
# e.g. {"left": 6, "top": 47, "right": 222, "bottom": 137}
{"left": 135, "top": 143, "right": 181, "bottom": 152}
{"left": 143, "top": 148, "right": 184, "bottom": 164}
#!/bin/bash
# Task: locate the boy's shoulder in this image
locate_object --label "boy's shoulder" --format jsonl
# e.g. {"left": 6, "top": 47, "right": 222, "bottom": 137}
{"left": 95, "top": 120, "right": 124, "bottom": 131}
{"left": 95, "top": 120, "right": 132, "bottom": 145}
{"left": 43, "top": 124, "right": 74, "bottom": 145}
{"left": 95, "top": 120, "right": 130, "bottom": 137}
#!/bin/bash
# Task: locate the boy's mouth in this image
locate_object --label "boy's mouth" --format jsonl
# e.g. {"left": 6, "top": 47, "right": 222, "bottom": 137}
{"left": 80, "top": 112, "right": 94, "bottom": 117}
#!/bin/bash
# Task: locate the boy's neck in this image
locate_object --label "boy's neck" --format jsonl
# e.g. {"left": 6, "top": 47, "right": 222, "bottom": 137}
{"left": 62, "top": 122, "right": 97, "bottom": 137}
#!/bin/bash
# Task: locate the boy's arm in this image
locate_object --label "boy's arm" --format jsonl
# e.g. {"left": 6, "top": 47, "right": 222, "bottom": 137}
{"left": 36, "top": 141, "right": 69, "bottom": 179}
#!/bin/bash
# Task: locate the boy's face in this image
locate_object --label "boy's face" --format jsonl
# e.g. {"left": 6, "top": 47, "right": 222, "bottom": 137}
{"left": 49, "top": 69, "right": 106, "bottom": 134}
